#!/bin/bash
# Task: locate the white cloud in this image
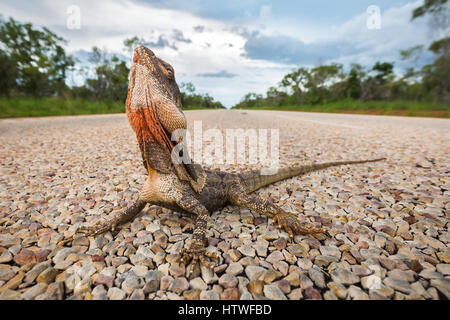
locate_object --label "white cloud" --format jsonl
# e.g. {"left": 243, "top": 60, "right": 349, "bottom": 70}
{"left": 328, "top": 1, "right": 435, "bottom": 68}
{"left": 242, "top": 1, "right": 435, "bottom": 71}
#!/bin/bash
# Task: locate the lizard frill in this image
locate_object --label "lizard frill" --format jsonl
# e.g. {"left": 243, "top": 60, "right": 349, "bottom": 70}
{"left": 126, "top": 47, "right": 206, "bottom": 192}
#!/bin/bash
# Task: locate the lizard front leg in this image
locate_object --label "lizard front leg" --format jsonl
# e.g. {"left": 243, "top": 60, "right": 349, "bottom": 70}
{"left": 74, "top": 170, "right": 156, "bottom": 241}
{"left": 228, "top": 184, "right": 328, "bottom": 239}
{"left": 58, "top": 199, "right": 147, "bottom": 245}
{"left": 81, "top": 199, "right": 146, "bottom": 235}
{"left": 175, "top": 195, "right": 219, "bottom": 272}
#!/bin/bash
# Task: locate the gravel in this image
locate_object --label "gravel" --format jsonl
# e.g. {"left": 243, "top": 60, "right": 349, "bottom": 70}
{"left": 0, "top": 110, "right": 448, "bottom": 300}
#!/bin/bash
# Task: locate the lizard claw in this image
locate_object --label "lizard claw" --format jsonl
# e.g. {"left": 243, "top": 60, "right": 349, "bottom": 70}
{"left": 76, "top": 222, "right": 115, "bottom": 237}
{"left": 179, "top": 244, "right": 219, "bottom": 274}
{"left": 273, "top": 213, "right": 329, "bottom": 238}
{"left": 57, "top": 222, "right": 116, "bottom": 246}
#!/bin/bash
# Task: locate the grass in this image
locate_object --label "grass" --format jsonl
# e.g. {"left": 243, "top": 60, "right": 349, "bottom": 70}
{"left": 0, "top": 97, "right": 125, "bottom": 118}
{"left": 236, "top": 99, "right": 450, "bottom": 118}
{"left": 1, "top": 97, "right": 448, "bottom": 118}
{"left": 0, "top": 97, "right": 214, "bottom": 118}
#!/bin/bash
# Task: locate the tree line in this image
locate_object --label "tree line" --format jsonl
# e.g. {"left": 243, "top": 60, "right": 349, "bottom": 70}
{"left": 233, "top": 0, "right": 449, "bottom": 109}
{"left": 0, "top": 16, "right": 225, "bottom": 109}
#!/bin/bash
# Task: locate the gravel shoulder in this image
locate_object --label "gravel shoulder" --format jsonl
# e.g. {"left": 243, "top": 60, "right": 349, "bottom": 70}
{"left": 0, "top": 110, "right": 449, "bottom": 300}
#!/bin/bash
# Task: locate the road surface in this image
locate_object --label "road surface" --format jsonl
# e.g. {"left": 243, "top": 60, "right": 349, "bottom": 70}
{"left": 0, "top": 110, "right": 448, "bottom": 300}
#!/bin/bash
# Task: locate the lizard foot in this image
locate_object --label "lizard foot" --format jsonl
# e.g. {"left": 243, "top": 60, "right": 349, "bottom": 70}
{"left": 57, "top": 220, "right": 118, "bottom": 246}
{"left": 160, "top": 217, "right": 194, "bottom": 233}
{"left": 179, "top": 243, "right": 219, "bottom": 274}
{"left": 273, "top": 213, "right": 329, "bottom": 239}
{"left": 76, "top": 221, "right": 118, "bottom": 237}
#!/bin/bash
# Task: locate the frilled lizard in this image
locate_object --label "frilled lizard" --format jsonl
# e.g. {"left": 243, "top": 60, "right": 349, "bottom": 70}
{"left": 66, "top": 46, "right": 386, "bottom": 270}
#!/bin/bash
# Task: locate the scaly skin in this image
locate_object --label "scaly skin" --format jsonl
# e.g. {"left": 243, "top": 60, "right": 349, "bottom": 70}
{"left": 74, "top": 158, "right": 386, "bottom": 271}
{"left": 126, "top": 45, "right": 206, "bottom": 193}
{"left": 60, "top": 45, "right": 387, "bottom": 271}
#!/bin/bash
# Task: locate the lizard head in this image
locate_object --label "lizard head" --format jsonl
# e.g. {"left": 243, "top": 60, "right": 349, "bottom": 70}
{"left": 129, "top": 45, "right": 182, "bottom": 109}
{"left": 126, "top": 45, "right": 206, "bottom": 193}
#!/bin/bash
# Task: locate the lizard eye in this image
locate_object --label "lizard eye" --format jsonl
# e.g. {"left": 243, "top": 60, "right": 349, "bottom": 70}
{"left": 166, "top": 69, "right": 174, "bottom": 79}
{"left": 157, "top": 58, "right": 175, "bottom": 79}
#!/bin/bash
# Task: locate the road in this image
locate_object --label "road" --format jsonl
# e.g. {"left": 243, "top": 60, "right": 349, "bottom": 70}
{"left": 0, "top": 110, "right": 449, "bottom": 300}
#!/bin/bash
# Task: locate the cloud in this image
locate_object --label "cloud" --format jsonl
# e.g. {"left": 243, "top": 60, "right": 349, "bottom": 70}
{"left": 193, "top": 25, "right": 205, "bottom": 33}
{"left": 73, "top": 49, "right": 128, "bottom": 64}
{"left": 229, "top": 25, "right": 260, "bottom": 39}
{"left": 196, "top": 70, "right": 237, "bottom": 78}
{"left": 172, "top": 29, "right": 192, "bottom": 43}
{"left": 329, "top": 1, "right": 436, "bottom": 68}
{"left": 145, "top": 35, "right": 177, "bottom": 50}
{"left": 242, "top": 1, "right": 435, "bottom": 69}
{"left": 244, "top": 34, "right": 356, "bottom": 65}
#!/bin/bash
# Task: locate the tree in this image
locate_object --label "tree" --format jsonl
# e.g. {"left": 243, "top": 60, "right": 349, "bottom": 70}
{"left": 306, "top": 63, "right": 342, "bottom": 104}
{"left": 266, "top": 86, "right": 288, "bottom": 105}
{"left": 309, "top": 64, "right": 342, "bottom": 87}
{"left": 179, "top": 82, "right": 225, "bottom": 109}
{"left": 345, "top": 64, "right": 365, "bottom": 99}
{"left": 398, "top": 45, "right": 426, "bottom": 100}
{"left": 359, "top": 62, "right": 395, "bottom": 101}
{"left": 0, "top": 16, "right": 74, "bottom": 97}
{"left": 233, "top": 92, "right": 264, "bottom": 108}
{"left": 412, "top": 0, "right": 449, "bottom": 23}
{"left": 411, "top": 1, "right": 449, "bottom": 103}
{"left": 372, "top": 62, "right": 394, "bottom": 84}
{"left": 123, "top": 36, "right": 147, "bottom": 55}
{"left": 400, "top": 45, "right": 425, "bottom": 85}
{"left": 421, "top": 47, "right": 450, "bottom": 102}
{"left": 400, "top": 45, "right": 425, "bottom": 64}
{"left": 180, "top": 82, "right": 196, "bottom": 95}
{"left": 0, "top": 50, "right": 18, "bottom": 97}
{"left": 83, "top": 47, "right": 130, "bottom": 101}
{"left": 428, "top": 37, "right": 450, "bottom": 56}
{"left": 412, "top": 0, "right": 449, "bottom": 55}
{"left": 280, "top": 67, "right": 310, "bottom": 104}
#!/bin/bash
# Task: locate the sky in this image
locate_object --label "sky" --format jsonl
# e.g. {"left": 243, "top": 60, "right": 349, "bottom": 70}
{"left": 0, "top": 0, "right": 442, "bottom": 107}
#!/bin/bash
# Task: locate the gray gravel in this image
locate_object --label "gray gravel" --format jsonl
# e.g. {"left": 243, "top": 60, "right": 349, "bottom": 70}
{"left": 0, "top": 110, "right": 449, "bottom": 300}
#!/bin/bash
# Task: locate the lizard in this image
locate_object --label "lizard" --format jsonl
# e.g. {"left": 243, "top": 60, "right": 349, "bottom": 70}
{"left": 62, "top": 46, "right": 386, "bottom": 271}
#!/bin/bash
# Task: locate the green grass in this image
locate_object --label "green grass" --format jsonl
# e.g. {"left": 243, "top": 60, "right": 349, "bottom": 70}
{"left": 0, "top": 97, "right": 214, "bottom": 118}
{"left": 0, "top": 97, "right": 125, "bottom": 118}
{"left": 236, "top": 99, "right": 450, "bottom": 118}
{"left": 182, "top": 106, "right": 213, "bottom": 111}
{"left": 1, "top": 97, "right": 448, "bottom": 118}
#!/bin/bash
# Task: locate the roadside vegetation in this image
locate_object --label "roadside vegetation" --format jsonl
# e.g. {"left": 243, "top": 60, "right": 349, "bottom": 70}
{"left": 0, "top": 1, "right": 448, "bottom": 118}
{"left": 232, "top": 0, "right": 449, "bottom": 118}
{"left": 0, "top": 18, "right": 224, "bottom": 118}
{"left": 238, "top": 100, "right": 449, "bottom": 118}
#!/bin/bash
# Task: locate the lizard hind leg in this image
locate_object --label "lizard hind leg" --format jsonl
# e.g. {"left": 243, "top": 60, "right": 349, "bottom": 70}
{"left": 228, "top": 184, "right": 329, "bottom": 240}
{"left": 273, "top": 213, "right": 329, "bottom": 239}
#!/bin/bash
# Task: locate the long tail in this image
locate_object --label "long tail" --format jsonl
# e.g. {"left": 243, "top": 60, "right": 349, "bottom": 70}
{"left": 240, "top": 158, "right": 386, "bottom": 193}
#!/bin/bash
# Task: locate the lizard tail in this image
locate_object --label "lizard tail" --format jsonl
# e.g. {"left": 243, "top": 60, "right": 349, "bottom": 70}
{"left": 240, "top": 157, "right": 386, "bottom": 194}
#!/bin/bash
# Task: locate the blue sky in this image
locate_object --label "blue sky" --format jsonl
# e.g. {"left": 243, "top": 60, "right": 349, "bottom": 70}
{"left": 142, "top": 0, "right": 413, "bottom": 23}
{"left": 0, "top": 0, "right": 440, "bottom": 107}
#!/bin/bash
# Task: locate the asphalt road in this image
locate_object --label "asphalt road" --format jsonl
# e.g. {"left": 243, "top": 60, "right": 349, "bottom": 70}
{"left": 0, "top": 110, "right": 448, "bottom": 300}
